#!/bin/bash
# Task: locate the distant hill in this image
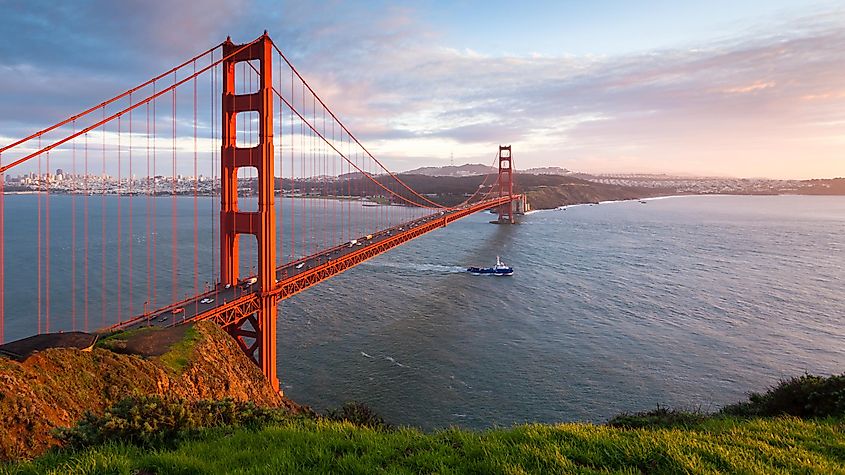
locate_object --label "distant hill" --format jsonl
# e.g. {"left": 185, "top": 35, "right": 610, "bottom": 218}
{"left": 376, "top": 173, "right": 664, "bottom": 209}
{"left": 403, "top": 163, "right": 496, "bottom": 177}
{"left": 404, "top": 163, "right": 573, "bottom": 177}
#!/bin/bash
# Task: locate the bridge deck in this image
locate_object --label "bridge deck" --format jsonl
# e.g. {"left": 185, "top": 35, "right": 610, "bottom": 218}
{"left": 112, "top": 195, "right": 516, "bottom": 332}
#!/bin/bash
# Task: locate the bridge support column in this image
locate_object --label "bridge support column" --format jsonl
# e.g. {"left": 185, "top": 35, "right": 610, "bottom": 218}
{"left": 496, "top": 145, "right": 515, "bottom": 224}
{"left": 220, "top": 33, "right": 279, "bottom": 391}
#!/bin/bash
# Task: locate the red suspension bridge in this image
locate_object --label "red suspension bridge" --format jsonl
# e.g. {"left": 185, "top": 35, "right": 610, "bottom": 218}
{"left": 0, "top": 33, "right": 519, "bottom": 389}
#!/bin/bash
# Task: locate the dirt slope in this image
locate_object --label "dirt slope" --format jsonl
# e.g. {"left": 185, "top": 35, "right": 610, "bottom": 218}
{"left": 0, "top": 322, "right": 302, "bottom": 461}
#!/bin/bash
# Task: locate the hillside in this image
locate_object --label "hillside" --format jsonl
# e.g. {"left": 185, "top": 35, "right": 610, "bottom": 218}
{"left": 522, "top": 182, "right": 663, "bottom": 209}
{"left": 365, "top": 173, "right": 661, "bottom": 208}
{"left": 403, "top": 163, "right": 496, "bottom": 177}
{"left": 3, "top": 347, "right": 844, "bottom": 472}
{"left": 0, "top": 322, "right": 303, "bottom": 461}
{"left": 402, "top": 164, "right": 572, "bottom": 177}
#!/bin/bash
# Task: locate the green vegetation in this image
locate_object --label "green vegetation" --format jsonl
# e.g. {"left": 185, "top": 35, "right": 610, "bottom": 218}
{"left": 96, "top": 325, "right": 200, "bottom": 373}
{"left": 325, "top": 401, "right": 391, "bottom": 430}
{"left": 156, "top": 326, "right": 200, "bottom": 373}
{"left": 607, "top": 405, "right": 709, "bottom": 430}
{"left": 721, "top": 373, "right": 845, "bottom": 418}
{"left": 4, "top": 375, "right": 845, "bottom": 473}
{"left": 5, "top": 415, "right": 844, "bottom": 474}
{"left": 53, "top": 395, "right": 291, "bottom": 450}
{"left": 94, "top": 327, "right": 156, "bottom": 350}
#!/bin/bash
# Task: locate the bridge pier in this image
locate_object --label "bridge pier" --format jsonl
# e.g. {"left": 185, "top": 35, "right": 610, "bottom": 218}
{"left": 258, "top": 294, "right": 279, "bottom": 391}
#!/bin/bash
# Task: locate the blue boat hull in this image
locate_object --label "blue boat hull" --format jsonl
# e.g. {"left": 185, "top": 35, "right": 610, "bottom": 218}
{"left": 467, "top": 267, "right": 513, "bottom": 276}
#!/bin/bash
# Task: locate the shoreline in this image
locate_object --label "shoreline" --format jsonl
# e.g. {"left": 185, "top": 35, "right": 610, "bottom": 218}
{"left": 528, "top": 192, "right": 842, "bottom": 214}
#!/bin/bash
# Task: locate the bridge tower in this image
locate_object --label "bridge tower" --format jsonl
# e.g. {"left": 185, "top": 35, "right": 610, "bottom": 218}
{"left": 496, "top": 145, "right": 515, "bottom": 224}
{"left": 220, "top": 34, "right": 279, "bottom": 391}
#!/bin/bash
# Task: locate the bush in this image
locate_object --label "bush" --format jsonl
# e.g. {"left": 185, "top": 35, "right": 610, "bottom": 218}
{"left": 325, "top": 402, "right": 391, "bottom": 430}
{"left": 608, "top": 405, "right": 708, "bottom": 429}
{"left": 54, "top": 395, "right": 290, "bottom": 449}
{"left": 721, "top": 373, "right": 845, "bottom": 418}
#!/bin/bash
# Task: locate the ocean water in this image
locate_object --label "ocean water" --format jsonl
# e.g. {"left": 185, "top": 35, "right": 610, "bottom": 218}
{"left": 2, "top": 194, "right": 844, "bottom": 428}
{"left": 277, "top": 195, "right": 845, "bottom": 428}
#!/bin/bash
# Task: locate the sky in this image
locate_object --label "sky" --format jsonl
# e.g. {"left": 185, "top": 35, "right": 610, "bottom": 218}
{"left": 0, "top": 0, "right": 843, "bottom": 179}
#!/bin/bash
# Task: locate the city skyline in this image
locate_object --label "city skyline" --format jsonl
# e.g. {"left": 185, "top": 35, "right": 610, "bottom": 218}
{"left": 1, "top": 1, "right": 843, "bottom": 179}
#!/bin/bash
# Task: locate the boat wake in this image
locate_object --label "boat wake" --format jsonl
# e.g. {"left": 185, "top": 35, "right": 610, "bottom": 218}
{"left": 364, "top": 261, "right": 466, "bottom": 274}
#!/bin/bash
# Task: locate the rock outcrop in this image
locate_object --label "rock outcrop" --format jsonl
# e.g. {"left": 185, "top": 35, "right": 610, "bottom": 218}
{"left": 0, "top": 322, "right": 302, "bottom": 461}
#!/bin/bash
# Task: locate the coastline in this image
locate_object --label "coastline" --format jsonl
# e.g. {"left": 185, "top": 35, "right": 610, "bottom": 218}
{"left": 529, "top": 192, "right": 843, "bottom": 214}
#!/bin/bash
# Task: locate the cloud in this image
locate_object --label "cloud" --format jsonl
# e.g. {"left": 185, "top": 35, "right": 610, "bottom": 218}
{"left": 1, "top": 2, "right": 844, "bottom": 178}
{"left": 284, "top": 6, "right": 845, "bottom": 177}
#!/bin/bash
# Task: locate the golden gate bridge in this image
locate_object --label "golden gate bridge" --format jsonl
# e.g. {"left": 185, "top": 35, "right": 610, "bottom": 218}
{"left": 0, "top": 32, "right": 519, "bottom": 389}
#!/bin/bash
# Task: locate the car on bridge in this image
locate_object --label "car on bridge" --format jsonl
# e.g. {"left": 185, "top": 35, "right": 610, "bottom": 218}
{"left": 241, "top": 277, "right": 258, "bottom": 290}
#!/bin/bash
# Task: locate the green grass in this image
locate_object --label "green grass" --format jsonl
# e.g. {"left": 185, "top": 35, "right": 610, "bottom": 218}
{"left": 5, "top": 416, "right": 845, "bottom": 474}
{"left": 95, "top": 325, "right": 200, "bottom": 373}
{"left": 94, "top": 326, "right": 156, "bottom": 349}
{"left": 157, "top": 326, "right": 201, "bottom": 373}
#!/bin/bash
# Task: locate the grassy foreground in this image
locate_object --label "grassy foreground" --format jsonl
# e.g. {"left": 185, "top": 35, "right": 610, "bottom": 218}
{"left": 5, "top": 415, "right": 845, "bottom": 474}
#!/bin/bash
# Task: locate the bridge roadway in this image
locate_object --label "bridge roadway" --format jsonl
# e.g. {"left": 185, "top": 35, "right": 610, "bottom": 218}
{"left": 111, "top": 195, "right": 517, "bottom": 332}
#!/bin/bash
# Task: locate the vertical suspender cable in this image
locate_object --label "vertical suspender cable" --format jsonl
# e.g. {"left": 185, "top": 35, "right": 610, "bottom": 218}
{"left": 84, "top": 131, "right": 89, "bottom": 331}
{"left": 101, "top": 107, "right": 106, "bottom": 328}
{"left": 193, "top": 60, "right": 199, "bottom": 299}
{"left": 46, "top": 144, "right": 50, "bottom": 332}
{"left": 37, "top": 137, "right": 42, "bottom": 333}
{"left": 331, "top": 119, "right": 336, "bottom": 246}
{"left": 278, "top": 54, "right": 283, "bottom": 268}
{"left": 152, "top": 83, "right": 157, "bottom": 310}
{"left": 292, "top": 71, "right": 297, "bottom": 258}
{"left": 128, "top": 94, "right": 134, "bottom": 316}
{"left": 146, "top": 102, "right": 151, "bottom": 314}
{"left": 211, "top": 51, "right": 216, "bottom": 289}
{"left": 290, "top": 68, "right": 295, "bottom": 261}
{"left": 117, "top": 115, "right": 122, "bottom": 323}
{"left": 322, "top": 107, "right": 327, "bottom": 250}
{"left": 345, "top": 133, "right": 349, "bottom": 242}
{"left": 171, "top": 72, "right": 178, "bottom": 306}
{"left": 245, "top": 63, "right": 250, "bottom": 276}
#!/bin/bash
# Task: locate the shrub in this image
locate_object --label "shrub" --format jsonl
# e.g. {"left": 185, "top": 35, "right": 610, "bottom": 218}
{"left": 325, "top": 402, "right": 391, "bottom": 430}
{"left": 608, "top": 405, "right": 708, "bottom": 429}
{"left": 721, "top": 373, "right": 845, "bottom": 418}
{"left": 54, "top": 395, "right": 290, "bottom": 449}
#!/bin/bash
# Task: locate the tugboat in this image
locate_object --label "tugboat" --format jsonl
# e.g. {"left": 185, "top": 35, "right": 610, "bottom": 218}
{"left": 467, "top": 256, "right": 514, "bottom": 276}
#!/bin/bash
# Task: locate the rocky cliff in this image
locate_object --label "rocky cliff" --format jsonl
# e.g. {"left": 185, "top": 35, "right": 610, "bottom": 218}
{"left": 524, "top": 182, "right": 664, "bottom": 209}
{"left": 0, "top": 322, "right": 303, "bottom": 461}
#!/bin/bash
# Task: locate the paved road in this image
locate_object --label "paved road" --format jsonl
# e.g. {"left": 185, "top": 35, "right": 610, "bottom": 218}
{"left": 122, "top": 209, "right": 451, "bottom": 330}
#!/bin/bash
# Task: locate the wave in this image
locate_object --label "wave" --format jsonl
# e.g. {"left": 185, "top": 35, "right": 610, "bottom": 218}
{"left": 385, "top": 356, "right": 407, "bottom": 368}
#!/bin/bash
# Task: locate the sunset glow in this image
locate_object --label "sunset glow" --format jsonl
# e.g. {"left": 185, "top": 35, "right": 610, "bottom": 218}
{"left": 1, "top": 0, "right": 842, "bottom": 178}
